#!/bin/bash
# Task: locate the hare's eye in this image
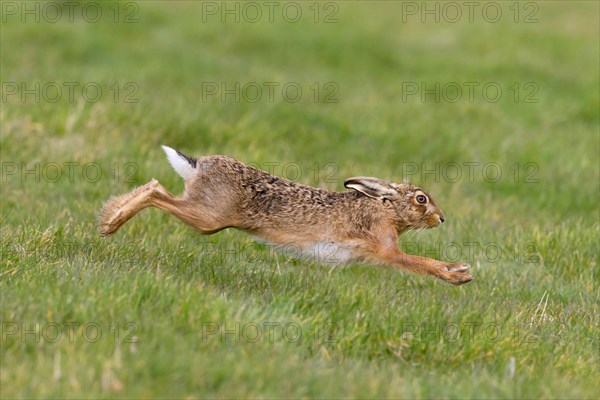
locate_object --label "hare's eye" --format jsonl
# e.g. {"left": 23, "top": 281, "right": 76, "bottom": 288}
{"left": 416, "top": 194, "right": 427, "bottom": 204}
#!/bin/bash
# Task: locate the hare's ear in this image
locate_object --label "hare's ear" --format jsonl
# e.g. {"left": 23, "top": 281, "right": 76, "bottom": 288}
{"left": 344, "top": 176, "right": 398, "bottom": 199}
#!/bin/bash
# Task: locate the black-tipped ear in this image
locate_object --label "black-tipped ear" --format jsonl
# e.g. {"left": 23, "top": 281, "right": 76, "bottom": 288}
{"left": 344, "top": 176, "right": 398, "bottom": 199}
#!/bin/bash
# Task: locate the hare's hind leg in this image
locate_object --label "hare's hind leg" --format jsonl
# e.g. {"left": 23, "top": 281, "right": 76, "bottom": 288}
{"left": 99, "top": 179, "right": 170, "bottom": 236}
{"left": 99, "top": 179, "right": 223, "bottom": 236}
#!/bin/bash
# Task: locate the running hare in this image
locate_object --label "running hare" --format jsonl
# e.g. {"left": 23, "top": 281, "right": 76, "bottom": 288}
{"left": 99, "top": 147, "right": 473, "bottom": 285}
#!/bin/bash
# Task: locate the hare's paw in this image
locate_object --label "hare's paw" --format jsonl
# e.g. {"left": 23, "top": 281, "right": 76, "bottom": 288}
{"left": 447, "top": 270, "right": 473, "bottom": 285}
{"left": 440, "top": 263, "right": 473, "bottom": 285}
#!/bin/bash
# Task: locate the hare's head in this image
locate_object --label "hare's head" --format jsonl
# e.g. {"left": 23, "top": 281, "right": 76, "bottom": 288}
{"left": 345, "top": 177, "right": 445, "bottom": 231}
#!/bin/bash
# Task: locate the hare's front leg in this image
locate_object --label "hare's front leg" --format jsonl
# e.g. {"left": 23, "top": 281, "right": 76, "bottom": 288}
{"left": 373, "top": 246, "right": 473, "bottom": 285}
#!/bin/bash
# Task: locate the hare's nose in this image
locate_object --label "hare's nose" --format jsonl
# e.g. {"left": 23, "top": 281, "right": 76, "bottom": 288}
{"left": 439, "top": 216, "right": 445, "bottom": 223}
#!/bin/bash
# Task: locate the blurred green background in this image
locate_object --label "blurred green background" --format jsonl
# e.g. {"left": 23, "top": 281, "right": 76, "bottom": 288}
{"left": 1, "top": 1, "right": 598, "bottom": 398}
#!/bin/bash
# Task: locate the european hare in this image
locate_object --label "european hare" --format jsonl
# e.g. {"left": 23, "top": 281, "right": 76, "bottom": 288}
{"left": 99, "top": 147, "right": 473, "bottom": 285}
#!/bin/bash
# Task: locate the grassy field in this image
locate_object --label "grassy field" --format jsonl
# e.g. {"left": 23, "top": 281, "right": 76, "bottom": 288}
{"left": 1, "top": 1, "right": 599, "bottom": 398}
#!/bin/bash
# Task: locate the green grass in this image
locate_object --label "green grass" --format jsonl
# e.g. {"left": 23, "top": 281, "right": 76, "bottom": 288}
{"left": 1, "top": 1, "right": 599, "bottom": 398}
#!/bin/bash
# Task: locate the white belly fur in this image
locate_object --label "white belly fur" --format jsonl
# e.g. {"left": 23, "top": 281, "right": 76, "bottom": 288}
{"left": 271, "top": 241, "right": 359, "bottom": 265}
{"left": 250, "top": 233, "right": 362, "bottom": 265}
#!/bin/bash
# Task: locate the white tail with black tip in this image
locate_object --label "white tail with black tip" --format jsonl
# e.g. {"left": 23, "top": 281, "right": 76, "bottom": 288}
{"left": 161, "top": 145, "right": 196, "bottom": 180}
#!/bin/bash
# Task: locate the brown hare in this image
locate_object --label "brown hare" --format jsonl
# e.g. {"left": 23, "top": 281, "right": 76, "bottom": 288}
{"left": 99, "top": 146, "right": 473, "bottom": 285}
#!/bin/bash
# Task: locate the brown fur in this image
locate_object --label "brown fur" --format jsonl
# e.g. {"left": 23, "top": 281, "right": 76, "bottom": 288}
{"left": 99, "top": 152, "right": 473, "bottom": 285}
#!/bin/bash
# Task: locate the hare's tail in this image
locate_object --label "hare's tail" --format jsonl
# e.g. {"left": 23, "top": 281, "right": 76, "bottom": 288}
{"left": 161, "top": 145, "right": 197, "bottom": 180}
